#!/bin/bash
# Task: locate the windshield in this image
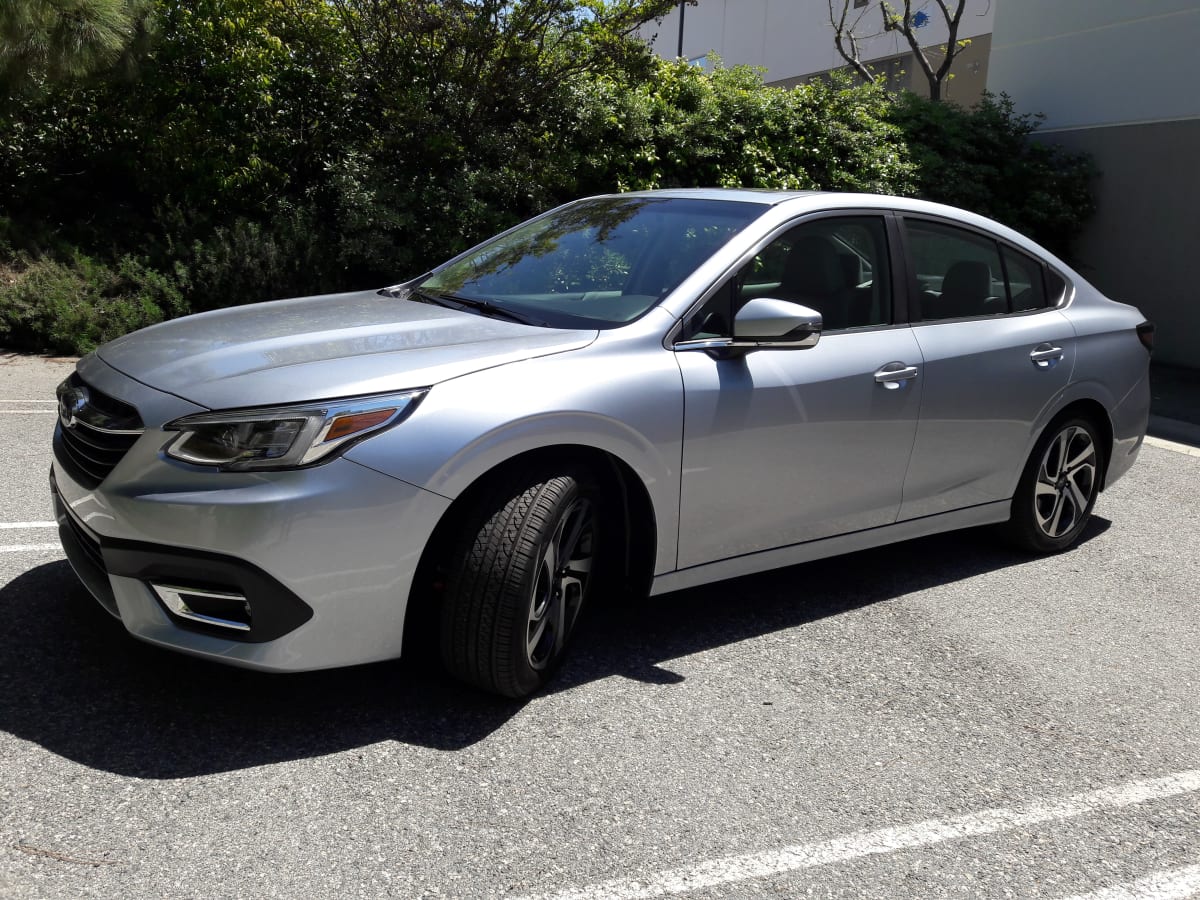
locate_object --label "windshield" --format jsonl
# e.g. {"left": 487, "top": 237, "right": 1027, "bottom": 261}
{"left": 415, "top": 196, "right": 764, "bottom": 328}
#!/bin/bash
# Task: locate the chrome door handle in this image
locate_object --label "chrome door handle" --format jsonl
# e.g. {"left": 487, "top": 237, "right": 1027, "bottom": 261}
{"left": 1030, "top": 344, "right": 1064, "bottom": 368}
{"left": 874, "top": 363, "right": 919, "bottom": 390}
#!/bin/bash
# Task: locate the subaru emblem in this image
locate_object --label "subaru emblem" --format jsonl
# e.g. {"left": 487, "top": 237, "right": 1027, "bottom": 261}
{"left": 59, "top": 386, "right": 90, "bottom": 429}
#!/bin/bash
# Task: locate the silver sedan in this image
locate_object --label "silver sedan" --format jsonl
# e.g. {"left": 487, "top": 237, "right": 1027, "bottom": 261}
{"left": 51, "top": 190, "right": 1153, "bottom": 697}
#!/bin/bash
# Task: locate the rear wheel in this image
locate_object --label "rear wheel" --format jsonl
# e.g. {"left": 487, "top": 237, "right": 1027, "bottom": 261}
{"left": 1006, "top": 416, "right": 1102, "bottom": 553}
{"left": 440, "top": 467, "right": 601, "bottom": 698}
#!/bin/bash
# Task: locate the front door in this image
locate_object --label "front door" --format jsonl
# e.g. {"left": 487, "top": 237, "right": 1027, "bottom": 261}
{"left": 674, "top": 214, "right": 923, "bottom": 570}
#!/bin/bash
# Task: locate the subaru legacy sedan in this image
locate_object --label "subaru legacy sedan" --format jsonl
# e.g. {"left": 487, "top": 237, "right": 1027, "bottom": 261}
{"left": 51, "top": 190, "right": 1153, "bottom": 697}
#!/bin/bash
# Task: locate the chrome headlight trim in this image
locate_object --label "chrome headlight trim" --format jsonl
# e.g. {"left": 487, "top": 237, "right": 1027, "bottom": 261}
{"left": 163, "top": 389, "right": 427, "bottom": 471}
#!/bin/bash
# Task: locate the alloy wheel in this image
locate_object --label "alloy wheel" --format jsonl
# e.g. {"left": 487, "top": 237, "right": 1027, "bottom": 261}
{"left": 1033, "top": 425, "right": 1097, "bottom": 539}
{"left": 526, "top": 497, "right": 595, "bottom": 670}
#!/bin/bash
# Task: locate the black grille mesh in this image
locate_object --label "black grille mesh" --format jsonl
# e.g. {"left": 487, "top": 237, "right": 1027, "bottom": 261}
{"left": 54, "top": 375, "right": 143, "bottom": 488}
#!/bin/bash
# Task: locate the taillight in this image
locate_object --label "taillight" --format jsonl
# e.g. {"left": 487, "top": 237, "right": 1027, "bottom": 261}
{"left": 1137, "top": 321, "right": 1155, "bottom": 353}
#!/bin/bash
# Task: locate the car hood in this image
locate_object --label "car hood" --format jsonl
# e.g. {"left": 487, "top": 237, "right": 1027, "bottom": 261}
{"left": 96, "top": 290, "right": 598, "bottom": 410}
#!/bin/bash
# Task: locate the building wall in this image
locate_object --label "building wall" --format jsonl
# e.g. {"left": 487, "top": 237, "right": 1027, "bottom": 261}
{"left": 769, "top": 33, "right": 992, "bottom": 105}
{"left": 987, "top": 1, "right": 1199, "bottom": 130}
{"left": 987, "top": 1, "right": 1200, "bottom": 368}
{"left": 641, "top": 0, "right": 994, "bottom": 101}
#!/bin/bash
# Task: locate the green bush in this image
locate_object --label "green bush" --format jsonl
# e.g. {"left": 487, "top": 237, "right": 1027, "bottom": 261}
{"left": 568, "top": 61, "right": 914, "bottom": 196}
{"left": 0, "top": 1, "right": 1098, "bottom": 354}
{"left": 0, "top": 252, "right": 184, "bottom": 354}
{"left": 890, "top": 91, "right": 1096, "bottom": 256}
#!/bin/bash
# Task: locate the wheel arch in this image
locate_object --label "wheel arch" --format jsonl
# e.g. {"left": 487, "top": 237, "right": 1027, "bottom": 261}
{"left": 403, "top": 444, "right": 658, "bottom": 657}
{"left": 1035, "top": 397, "right": 1116, "bottom": 491}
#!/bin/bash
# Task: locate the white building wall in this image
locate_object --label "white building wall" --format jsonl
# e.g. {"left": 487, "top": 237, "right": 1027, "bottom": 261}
{"left": 987, "top": 0, "right": 1200, "bottom": 129}
{"left": 987, "top": 0, "right": 1200, "bottom": 368}
{"left": 641, "top": 0, "right": 994, "bottom": 83}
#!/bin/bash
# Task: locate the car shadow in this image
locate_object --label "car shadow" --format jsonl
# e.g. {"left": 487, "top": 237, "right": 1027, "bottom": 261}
{"left": 0, "top": 518, "right": 1109, "bottom": 778}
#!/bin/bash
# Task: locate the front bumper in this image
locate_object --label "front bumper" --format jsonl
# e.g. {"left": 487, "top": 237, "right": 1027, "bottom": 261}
{"left": 51, "top": 427, "right": 452, "bottom": 673}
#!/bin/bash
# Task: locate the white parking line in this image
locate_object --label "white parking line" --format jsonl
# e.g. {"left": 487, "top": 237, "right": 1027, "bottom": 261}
{"left": 1061, "top": 863, "right": 1200, "bottom": 900}
{"left": 0, "top": 522, "right": 57, "bottom": 529}
{"left": 1145, "top": 436, "right": 1200, "bottom": 459}
{"left": 522, "top": 770, "right": 1200, "bottom": 900}
{"left": 0, "top": 544, "right": 62, "bottom": 553}
{"left": 0, "top": 409, "right": 58, "bottom": 414}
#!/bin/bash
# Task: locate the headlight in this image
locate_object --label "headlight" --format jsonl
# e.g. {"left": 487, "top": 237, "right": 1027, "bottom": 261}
{"left": 164, "top": 390, "right": 426, "bottom": 471}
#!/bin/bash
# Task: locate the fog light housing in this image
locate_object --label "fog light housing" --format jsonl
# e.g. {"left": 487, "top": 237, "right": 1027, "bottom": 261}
{"left": 150, "top": 583, "right": 252, "bottom": 632}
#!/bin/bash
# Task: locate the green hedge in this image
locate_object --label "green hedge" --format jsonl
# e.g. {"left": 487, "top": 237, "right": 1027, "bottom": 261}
{"left": 0, "top": 1, "right": 1096, "bottom": 355}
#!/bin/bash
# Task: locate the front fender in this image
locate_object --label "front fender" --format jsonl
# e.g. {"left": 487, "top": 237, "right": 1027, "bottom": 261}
{"left": 344, "top": 348, "right": 684, "bottom": 576}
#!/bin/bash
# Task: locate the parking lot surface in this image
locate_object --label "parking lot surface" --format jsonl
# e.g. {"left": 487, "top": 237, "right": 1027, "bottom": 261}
{"left": 1, "top": 352, "right": 1197, "bottom": 899}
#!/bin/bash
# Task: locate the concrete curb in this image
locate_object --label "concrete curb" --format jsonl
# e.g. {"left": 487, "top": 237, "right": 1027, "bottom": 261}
{"left": 1147, "top": 415, "right": 1200, "bottom": 450}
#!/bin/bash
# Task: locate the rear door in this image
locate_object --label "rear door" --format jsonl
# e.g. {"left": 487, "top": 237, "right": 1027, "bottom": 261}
{"left": 897, "top": 216, "right": 1076, "bottom": 520}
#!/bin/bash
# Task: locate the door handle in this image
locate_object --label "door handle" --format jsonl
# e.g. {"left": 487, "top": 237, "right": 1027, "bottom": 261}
{"left": 1030, "top": 344, "right": 1064, "bottom": 368}
{"left": 874, "top": 363, "right": 919, "bottom": 390}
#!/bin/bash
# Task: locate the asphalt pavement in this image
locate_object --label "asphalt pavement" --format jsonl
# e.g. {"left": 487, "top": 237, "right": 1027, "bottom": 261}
{"left": 1, "top": 352, "right": 1198, "bottom": 899}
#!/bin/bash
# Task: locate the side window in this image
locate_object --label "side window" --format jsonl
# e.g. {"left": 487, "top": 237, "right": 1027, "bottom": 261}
{"left": 1045, "top": 269, "right": 1068, "bottom": 306}
{"left": 906, "top": 220, "right": 1005, "bottom": 321}
{"left": 683, "top": 216, "right": 892, "bottom": 339}
{"left": 1001, "top": 246, "right": 1047, "bottom": 311}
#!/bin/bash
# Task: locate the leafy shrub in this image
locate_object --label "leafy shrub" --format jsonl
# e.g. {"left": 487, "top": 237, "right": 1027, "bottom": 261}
{"left": 0, "top": 1, "right": 1098, "bottom": 354}
{"left": 890, "top": 91, "right": 1096, "bottom": 256}
{"left": 569, "top": 61, "right": 914, "bottom": 196}
{"left": 0, "top": 252, "right": 184, "bottom": 354}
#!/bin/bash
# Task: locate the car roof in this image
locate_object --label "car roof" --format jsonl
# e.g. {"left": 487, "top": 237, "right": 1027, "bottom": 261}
{"left": 612, "top": 188, "right": 821, "bottom": 205}
{"left": 608, "top": 188, "right": 985, "bottom": 220}
{"left": 612, "top": 189, "right": 1064, "bottom": 264}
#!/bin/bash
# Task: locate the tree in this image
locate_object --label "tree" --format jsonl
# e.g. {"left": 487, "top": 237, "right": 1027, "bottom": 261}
{"left": 828, "top": 0, "right": 972, "bottom": 102}
{"left": 0, "top": 0, "right": 152, "bottom": 91}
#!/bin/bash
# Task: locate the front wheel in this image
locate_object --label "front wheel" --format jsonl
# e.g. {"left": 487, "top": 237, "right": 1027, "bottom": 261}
{"left": 1006, "top": 416, "right": 1102, "bottom": 553}
{"left": 440, "top": 467, "right": 601, "bottom": 698}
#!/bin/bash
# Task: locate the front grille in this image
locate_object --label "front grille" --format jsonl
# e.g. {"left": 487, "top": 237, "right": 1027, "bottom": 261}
{"left": 54, "top": 374, "right": 143, "bottom": 488}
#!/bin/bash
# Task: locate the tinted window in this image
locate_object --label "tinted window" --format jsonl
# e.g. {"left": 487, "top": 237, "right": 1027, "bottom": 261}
{"left": 1002, "top": 246, "right": 1047, "bottom": 311}
{"left": 906, "top": 220, "right": 1005, "bottom": 320}
{"left": 685, "top": 216, "right": 892, "bottom": 338}
{"left": 1046, "top": 269, "right": 1068, "bottom": 306}
{"left": 418, "top": 197, "right": 763, "bottom": 329}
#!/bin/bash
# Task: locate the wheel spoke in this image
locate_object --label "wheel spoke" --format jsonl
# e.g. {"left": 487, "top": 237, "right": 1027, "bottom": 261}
{"left": 1034, "top": 481, "right": 1058, "bottom": 499}
{"left": 1050, "top": 430, "right": 1070, "bottom": 478}
{"left": 1066, "top": 474, "right": 1089, "bottom": 519}
{"left": 550, "top": 583, "right": 566, "bottom": 657}
{"left": 559, "top": 501, "right": 591, "bottom": 560}
{"left": 1051, "top": 494, "right": 1070, "bottom": 535}
{"left": 1065, "top": 443, "right": 1095, "bottom": 473}
{"left": 564, "top": 556, "right": 592, "bottom": 578}
{"left": 526, "top": 613, "right": 549, "bottom": 659}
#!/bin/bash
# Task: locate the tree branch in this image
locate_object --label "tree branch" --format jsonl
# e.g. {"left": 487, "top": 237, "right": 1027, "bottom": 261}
{"left": 828, "top": 0, "right": 877, "bottom": 84}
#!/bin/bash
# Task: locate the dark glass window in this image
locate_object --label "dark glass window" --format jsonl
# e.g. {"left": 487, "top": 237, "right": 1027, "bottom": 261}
{"left": 418, "top": 197, "right": 763, "bottom": 329}
{"left": 905, "top": 220, "right": 1006, "bottom": 320}
{"left": 1002, "top": 246, "right": 1048, "bottom": 311}
{"left": 684, "top": 216, "right": 892, "bottom": 339}
{"left": 1045, "top": 269, "right": 1068, "bottom": 306}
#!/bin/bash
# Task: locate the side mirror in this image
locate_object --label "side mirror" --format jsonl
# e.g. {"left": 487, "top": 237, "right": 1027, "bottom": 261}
{"left": 732, "top": 298, "right": 822, "bottom": 348}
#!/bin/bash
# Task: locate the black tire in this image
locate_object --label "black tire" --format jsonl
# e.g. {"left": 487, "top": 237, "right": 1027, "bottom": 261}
{"left": 1005, "top": 416, "right": 1103, "bottom": 553}
{"left": 440, "top": 467, "right": 602, "bottom": 698}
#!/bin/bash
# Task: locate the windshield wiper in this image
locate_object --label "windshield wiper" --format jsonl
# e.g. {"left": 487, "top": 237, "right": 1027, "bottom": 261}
{"left": 412, "top": 289, "right": 550, "bottom": 327}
